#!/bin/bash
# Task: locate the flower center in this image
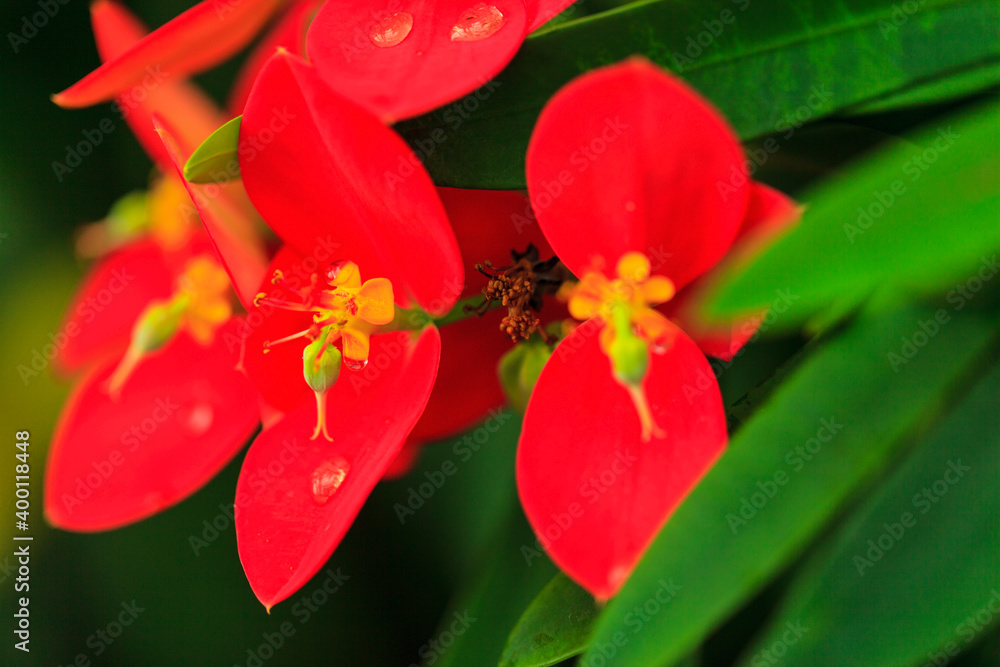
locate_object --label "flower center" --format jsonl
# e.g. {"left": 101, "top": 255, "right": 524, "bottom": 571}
{"left": 106, "top": 255, "right": 232, "bottom": 398}
{"left": 472, "top": 244, "right": 569, "bottom": 342}
{"left": 562, "top": 251, "right": 677, "bottom": 441}
{"left": 254, "top": 260, "right": 395, "bottom": 441}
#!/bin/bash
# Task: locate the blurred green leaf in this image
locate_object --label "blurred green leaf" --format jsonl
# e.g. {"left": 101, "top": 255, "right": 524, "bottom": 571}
{"left": 708, "top": 100, "right": 1000, "bottom": 328}
{"left": 500, "top": 573, "right": 599, "bottom": 667}
{"left": 400, "top": 0, "right": 1000, "bottom": 188}
{"left": 582, "top": 302, "right": 1000, "bottom": 667}
{"left": 183, "top": 116, "right": 241, "bottom": 183}
{"left": 428, "top": 507, "right": 558, "bottom": 667}
{"left": 736, "top": 358, "right": 1000, "bottom": 667}
{"left": 850, "top": 59, "right": 1000, "bottom": 114}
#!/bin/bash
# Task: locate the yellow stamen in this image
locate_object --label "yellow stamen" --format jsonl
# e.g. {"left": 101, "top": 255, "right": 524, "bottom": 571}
{"left": 562, "top": 251, "right": 678, "bottom": 438}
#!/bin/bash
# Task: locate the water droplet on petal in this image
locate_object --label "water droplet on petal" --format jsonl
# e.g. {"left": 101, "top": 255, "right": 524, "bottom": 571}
{"left": 325, "top": 259, "right": 349, "bottom": 281}
{"left": 369, "top": 12, "right": 414, "bottom": 48}
{"left": 450, "top": 4, "right": 507, "bottom": 42}
{"left": 181, "top": 402, "right": 214, "bottom": 436}
{"left": 311, "top": 458, "right": 350, "bottom": 505}
{"left": 624, "top": 200, "right": 636, "bottom": 212}
{"left": 344, "top": 357, "right": 367, "bottom": 371}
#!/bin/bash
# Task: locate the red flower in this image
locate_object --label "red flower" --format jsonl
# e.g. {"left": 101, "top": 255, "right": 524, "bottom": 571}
{"left": 45, "top": 2, "right": 265, "bottom": 531}
{"left": 55, "top": 0, "right": 580, "bottom": 121}
{"left": 45, "top": 231, "right": 262, "bottom": 531}
{"left": 227, "top": 0, "right": 320, "bottom": 115}
{"left": 233, "top": 51, "right": 465, "bottom": 608}
{"left": 307, "top": 0, "right": 528, "bottom": 122}
{"left": 517, "top": 59, "right": 799, "bottom": 599}
{"left": 53, "top": 0, "right": 287, "bottom": 108}
{"left": 406, "top": 187, "right": 552, "bottom": 449}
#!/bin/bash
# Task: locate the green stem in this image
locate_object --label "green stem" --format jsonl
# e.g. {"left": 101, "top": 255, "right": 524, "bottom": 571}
{"left": 433, "top": 296, "right": 501, "bottom": 327}
{"left": 377, "top": 296, "right": 500, "bottom": 334}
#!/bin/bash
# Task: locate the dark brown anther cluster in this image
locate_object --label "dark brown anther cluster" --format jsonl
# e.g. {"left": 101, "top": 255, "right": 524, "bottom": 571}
{"left": 469, "top": 244, "right": 569, "bottom": 342}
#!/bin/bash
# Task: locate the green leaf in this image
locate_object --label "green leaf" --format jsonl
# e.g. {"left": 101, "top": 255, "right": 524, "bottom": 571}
{"left": 183, "top": 116, "right": 241, "bottom": 183}
{"left": 707, "top": 99, "right": 1000, "bottom": 329}
{"left": 429, "top": 508, "right": 558, "bottom": 667}
{"left": 581, "top": 302, "right": 1000, "bottom": 667}
{"left": 500, "top": 574, "right": 599, "bottom": 667}
{"left": 850, "top": 58, "right": 1000, "bottom": 114}
{"left": 400, "top": 0, "right": 1000, "bottom": 188}
{"left": 735, "top": 357, "right": 1000, "bottom": 667}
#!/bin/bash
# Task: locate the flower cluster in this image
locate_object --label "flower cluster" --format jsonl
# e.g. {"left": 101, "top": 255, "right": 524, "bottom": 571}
{"left": 47, "top": 0, "right": 797, "bottom": 608}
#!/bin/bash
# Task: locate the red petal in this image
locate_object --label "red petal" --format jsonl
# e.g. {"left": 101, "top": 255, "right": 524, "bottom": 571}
{"left": 730, "top": 182, "right": 800, "bottom": 255}
{"left": 307, "top": 0, "right": 527, "bottom": 122}
{"left": 236, "top": 327, "right": 441, "bottom": 608}
{"left": 437, "top": 187, "right": 552, "bottom": 298}
{"left": 240, "top": 52, "right": 463, "bottom": 314}
{"left": 525, "top": 0, "right": 576, "bottom": 32}
{"left": 664, "top": 183, "right": 799, "bottom": 361}
{"left": 241, "top": 247, "right": 315, "bottom": 413}
{"left": 54, "top": 240, "right": 175, "bottom": 375}
{"left": 90, "top": 0, "right": 226, "bottom": 170}
{"left": 44, "top": 320, "right": 260, "bottom": 531}
{"left": 155, "top": 117, "right": 269, "bottom": 310}
{"left": 407, "top": 314, "right": 508, "bottom": 444}
{"left": 526, "top": 58, "right": 749, "bottom": 290}
{"left": 54, "top": 0, "right": 284, "bottom": 108}
{"left": 383, "top": 441, "right": 423, "bottom": 479}
{"left": 517, "top": 319, "right": 727, "bottom": 598}
{"left": 227, "top": 0, "right": 318, "bottom": 115}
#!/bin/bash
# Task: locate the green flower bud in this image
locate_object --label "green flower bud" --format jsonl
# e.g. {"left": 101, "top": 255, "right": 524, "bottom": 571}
{"left": 609, "top": 331, "right": 649, "bottom": 387}
{"left": 133, "top": 298, "right": 185, "bottom": 353}
{"left": 498, "top": 339, "right": 552, "bottom": 413}
{"left": 303, "top": 338, "right": 343, "bottom": 394}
